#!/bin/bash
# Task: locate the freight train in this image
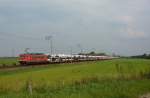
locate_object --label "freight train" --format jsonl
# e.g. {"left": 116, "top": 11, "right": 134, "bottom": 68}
{"left": 19, "top": 53, "right": 114, "bottom": 65}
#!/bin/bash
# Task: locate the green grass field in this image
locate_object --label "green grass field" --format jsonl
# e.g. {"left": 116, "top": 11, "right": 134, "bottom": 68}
{"left": 0, "top": 58, "right": 150, "bottom": 98}
{"left": 0, "top": 57, "right": 19, "bottom": 66}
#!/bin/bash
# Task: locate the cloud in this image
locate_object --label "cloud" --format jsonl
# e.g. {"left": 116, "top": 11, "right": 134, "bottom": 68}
{"left": 117, "top": 15, "right": 148, "bottom": 39}
{"left": 118, "top": 15, "right": 134, "bottom": 23}
{"left": 0, "top": 0, "right": 150, "bottom": 56}
{"left": 124, "top": 29, "right": 147, "bottom": 39}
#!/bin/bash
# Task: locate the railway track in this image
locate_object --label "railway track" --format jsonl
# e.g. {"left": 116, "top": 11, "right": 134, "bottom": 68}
{"left": 0, "top": 63, "right": 54, "bottom": 71}
{"left": 0, "top": 58, "right": 114, "bottom": 71}
{"left": 0, "top": 60, "right": 91, "bottom": 71}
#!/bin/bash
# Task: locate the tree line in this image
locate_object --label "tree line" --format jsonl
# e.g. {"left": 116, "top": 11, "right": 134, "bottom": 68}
{"left": 78, "top": 51, "right": 107, "bottom": 56}
{"left": 131, "top": 53, "right": 150, "bottom": 59}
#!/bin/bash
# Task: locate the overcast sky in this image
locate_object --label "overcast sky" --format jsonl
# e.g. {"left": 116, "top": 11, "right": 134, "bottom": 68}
{"left": 0, "top": 0, "right": 150, "bottom": 56}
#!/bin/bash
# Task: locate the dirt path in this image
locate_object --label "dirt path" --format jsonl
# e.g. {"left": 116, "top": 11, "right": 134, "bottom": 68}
{"left": 0, "top": 64, "right": 49, "bottom": 72}
{"left": 139, "top": 93, "right": 150, "bottom": 98}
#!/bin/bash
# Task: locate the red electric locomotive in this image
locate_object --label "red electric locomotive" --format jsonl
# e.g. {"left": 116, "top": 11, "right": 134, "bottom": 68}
{"left": 19, "top": 53, "right": 49, "bottom": 65}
